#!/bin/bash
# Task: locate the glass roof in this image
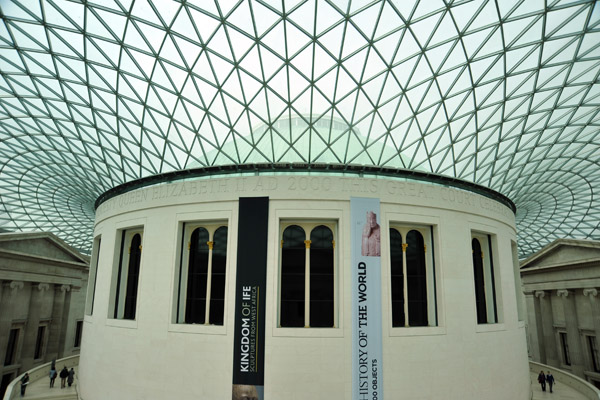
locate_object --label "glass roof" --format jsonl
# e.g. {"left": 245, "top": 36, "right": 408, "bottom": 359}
{"left": 0, "top": 0, "right": 599, "bottom": 257}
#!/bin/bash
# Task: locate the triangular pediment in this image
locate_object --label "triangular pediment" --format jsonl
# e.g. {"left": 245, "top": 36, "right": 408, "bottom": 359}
{"left": 0, "top": 232, "right": 88, "bottom": 264}
{"left": 521, "top": 239, "right": 600, "bottom": 269}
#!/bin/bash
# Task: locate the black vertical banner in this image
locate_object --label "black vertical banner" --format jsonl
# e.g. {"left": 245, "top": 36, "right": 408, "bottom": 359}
{"left": 232, "top": 197, "right": 268, "bottom": 400}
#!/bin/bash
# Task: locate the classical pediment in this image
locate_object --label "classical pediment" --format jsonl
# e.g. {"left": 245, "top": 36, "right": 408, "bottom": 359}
{"left": 521, "top": 239, "right": 600, "bottom": 269}
{"left": 0, "top": 232, "right": 88, "bottom": 264}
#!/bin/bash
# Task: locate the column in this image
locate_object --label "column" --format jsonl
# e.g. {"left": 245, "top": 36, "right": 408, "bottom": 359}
{"left": 0, "top": 281, "right": 24, "bottom": 370}
{"left": 57, "top": 286, "right": 72, "bottom": 356}
{"left": 533, "top": 291, "right": 546, "bottom": 363}
{"left": 557, "top": 289, "right": 585, "bottom": 377}
{"left": 584, "top": 288, "right": 600, "bottom": 370}
{"left": 538, "top": 290, "right": 559, "bottom": 367}
{"left": 46, "top": 284, "right": 70, "bottom": 361}
{"left": 20, "top": 283, "right": 50, "bottom": 370}
{"left": 525, "top": 291, "right": 542, "bottom": 361}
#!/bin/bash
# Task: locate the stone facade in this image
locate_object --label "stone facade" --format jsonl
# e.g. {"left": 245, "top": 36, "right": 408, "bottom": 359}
{"left": 521, "top": 238, "right": 600, "bottom": 388}
{"left": 0, "top": 232, "right": 88, "bottom": 397}
{"left": 79, "top": 175, "right": 529, "bottom": 400}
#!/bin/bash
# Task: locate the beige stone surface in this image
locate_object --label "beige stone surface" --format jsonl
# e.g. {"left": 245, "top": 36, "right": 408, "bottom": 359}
{"left": 530, "top": 371, "right": 588, "bottom": 399}
{"left": 80, "top": 175, "right": 529, "bottom": 400}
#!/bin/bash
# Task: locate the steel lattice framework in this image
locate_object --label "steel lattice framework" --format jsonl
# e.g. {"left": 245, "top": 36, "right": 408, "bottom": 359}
{"left": 0, "top": 0, "right": 599, "bottom": 256}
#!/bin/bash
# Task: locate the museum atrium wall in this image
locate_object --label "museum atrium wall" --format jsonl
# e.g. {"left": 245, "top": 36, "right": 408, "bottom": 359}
{"left": 0, "top": 0, "right": 599, "bottom": 399}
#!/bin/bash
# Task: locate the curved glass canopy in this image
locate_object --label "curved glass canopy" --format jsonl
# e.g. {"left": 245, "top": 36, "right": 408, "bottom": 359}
{"left": 0, "top": 0, "right": 599, "bottom": 256}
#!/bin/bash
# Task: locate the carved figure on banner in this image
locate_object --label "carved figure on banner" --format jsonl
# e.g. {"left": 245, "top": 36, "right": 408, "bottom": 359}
{"left": 361, "top": 211, "right": 381, "bottom": 257}
{"left": 232, "top": 384, "right": 259, "bottom": 400}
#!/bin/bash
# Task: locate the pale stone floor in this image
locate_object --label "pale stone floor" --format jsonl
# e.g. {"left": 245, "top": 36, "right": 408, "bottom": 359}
{"left": 14, "top": 369, "right": 589, "bottom": 399}
{"left": 530, "top": 372, "right": 588, "bottom": 399}
{"left": 19, "top": 367, "right": 78, "bottom": 400}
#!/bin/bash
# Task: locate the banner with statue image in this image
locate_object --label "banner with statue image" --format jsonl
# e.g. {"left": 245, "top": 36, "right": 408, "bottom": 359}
{"left": 351, "top": 197, "right": 384, "bottom": 400}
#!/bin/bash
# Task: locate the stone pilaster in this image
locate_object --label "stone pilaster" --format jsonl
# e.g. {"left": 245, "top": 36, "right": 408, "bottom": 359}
{"left": 58, "top": 285, "right": 72, "bottom": 356}
{"left": 46, "top": 284, "right": 70, "bottom": 361}
{"left": 557, "top": 289, "right": 585, "bottom": 377}
{"left": 536, "top": 290, "right": 559, "bottom": 367}
{"left": 525, "top": 292, "right": 542, "bottom": 361}
{"left": 20, "top": 283, "right": 50, "bottom": 370}
{"left": 533, "top": 290, "right": 546, "bottom": 363}
{"left": 584, "top": 288, "right": 600, "bottom": 366}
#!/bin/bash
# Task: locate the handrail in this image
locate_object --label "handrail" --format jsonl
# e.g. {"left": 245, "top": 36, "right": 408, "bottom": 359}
{"left": 2, "top": 355, "right": 79, "bottom": 400}
{"left": 530, "top": 360, "right": 600, "bottom": 399}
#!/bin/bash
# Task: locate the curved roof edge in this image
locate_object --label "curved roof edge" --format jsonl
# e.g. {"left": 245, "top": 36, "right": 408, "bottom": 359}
{"left": 95, "top": 163, "right": 516, "bottom": 214}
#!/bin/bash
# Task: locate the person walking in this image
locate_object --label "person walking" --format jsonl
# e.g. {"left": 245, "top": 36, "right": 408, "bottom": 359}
{"left": 20, "top": 373, "right": 29, "bottom": 397}
{"left": 59, "top": 366, "right": 69, "bottom": 388}
{"left": 537, "top": 370, "right": 546, "bottom": 391}
{"left": 49, "top": 367, "right": 57, "bottom": 388}
{"left": 67, "top": 368, "right": 75, "bottom": 387}
{"left": 546, "top": 371, "right": 555, "bottom": 393}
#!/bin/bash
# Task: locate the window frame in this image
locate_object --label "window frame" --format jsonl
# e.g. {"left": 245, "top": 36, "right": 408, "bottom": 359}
{"left": 588, "top": 335, "right": 600, "bottom": 372}
{"left": 85, "top": 235, "right": 102, "bottom": 316}
{"left": 33, "top": 322, "right": 49, "bottom": 360}
{"left": 175, "top": 221, "right": 229, "bottom": 326}
{"left": 109, "top": 226, "right": 144, "bottom": 321}
{"left": 277, "top": 220, "right": 338, "bottom": 329}
{"left": 471, "top": 231, "right": 503, "bottom": 325}
{"left": 73, "top": 320, "right": 83, "bottom": 349}
{"left": 560, "top": 331, "right": 571, "bottom": 366}
{"left": 388, "top": 223, "right": 437, "bottom": 328}
{"left": 3, "top": 325, "right": 23, "bottom": 367}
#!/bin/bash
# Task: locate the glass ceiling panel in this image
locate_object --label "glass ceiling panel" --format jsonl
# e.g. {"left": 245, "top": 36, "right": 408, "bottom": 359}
{"left": 0, "top": 0, "right": 599, "bottom": 257}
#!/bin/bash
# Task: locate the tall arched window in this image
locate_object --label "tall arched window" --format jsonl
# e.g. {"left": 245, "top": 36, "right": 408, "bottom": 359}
{"left": 471, "top": 233, "right": 499, "bottom": 324}
{"left": 186, "top": 228, "right": 210, "bottom": 324}
{"left": 177, "top": 223, "right": 228, "bottom": 325}
{"left": 406, "top": 230, "right": 427, "bottom": 326}
{"left": 280, "top": 225, "right": 306, "bottom": 327}
{"left": 310, "top": 225, "right": 334, "bottom": 327}
{"left": 209, "top": 226, "right": 228, "bottom": 325}
{"left": 389, "top": 225, "right": 436, "bottom": 327}
{"left": 113, "top": 228, "right": 143, "bottom": 320}
{"left": 124, "top": 233, "right": 142, "bottom": 320}
{"left": 389, "top": 229, "right": 405, "bottom": 327}
{"left": 280, "top": 222, "right": 336, "bottom": 328}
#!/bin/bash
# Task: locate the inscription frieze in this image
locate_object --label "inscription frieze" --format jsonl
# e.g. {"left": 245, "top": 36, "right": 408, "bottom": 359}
{"left": 96, "top": 176, "right": 513, "bottom": 220}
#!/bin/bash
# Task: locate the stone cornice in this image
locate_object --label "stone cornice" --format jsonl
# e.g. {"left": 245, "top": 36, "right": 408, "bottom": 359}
{"left": 0, "top": 248, "right": 88, "bottom": 269}
{"left": 520, "top": 258, "right": 600, "bottom": 275}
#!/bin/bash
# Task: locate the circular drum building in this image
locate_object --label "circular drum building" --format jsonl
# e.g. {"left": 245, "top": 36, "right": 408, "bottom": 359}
{"left": 80, "top": 169, "right": 528, "bottom": 399}
{"left": 1, "top": 1, "right": 600, "bottom": 399}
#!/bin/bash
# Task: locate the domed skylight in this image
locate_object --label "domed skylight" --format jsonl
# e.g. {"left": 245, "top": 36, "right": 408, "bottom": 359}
{"left": 0, "top": 0, "right": 599, "bottom": 256}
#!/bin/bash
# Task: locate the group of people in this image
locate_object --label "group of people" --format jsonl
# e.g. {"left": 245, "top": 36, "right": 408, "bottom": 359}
{"left": 49, "top": 365, "right": 75, "bottom": 388}
{"left": 537, "top": 370, "right": 556, "bottom": 393}
{"left": 19, "top": 365, "right": 76, "bottom": 397}
{"left": 17, "top": 364, "right": 76, "bottom": 397}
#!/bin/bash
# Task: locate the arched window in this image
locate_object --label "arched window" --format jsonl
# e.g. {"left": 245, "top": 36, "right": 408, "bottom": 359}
{"left": 406, "top": 230, "right": 427, "bottom": 326}
{"left": 280, "top": 225, "right": 306, "bottom": 327}
{"left": 210, "top": 226, "right": 228, "bottom": 325}
{"left": 177, "top": 223, "right": 228, "bottom": 325}
{"left": 389, "top": 225, "right": 436, "bottom": 327}
{"left": 310, "top": 225, "right": 334, "bottom": 327}
{"left": 186, "top": 228, "right": 210, "bottom": 324}
{"left": 389, "top": 229, "right": 405, "bottom": 327}
{"left": 124, "top": 233, "right": 142, "bottom": 320}
{"left": 471, "top": 233, "right": 499, "bottom": 324}
{"left": 113, "top": 228, "right": 143, "bottom": 320}
{"left": 280, "top": 222, "right": 336, "bottom": 328}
